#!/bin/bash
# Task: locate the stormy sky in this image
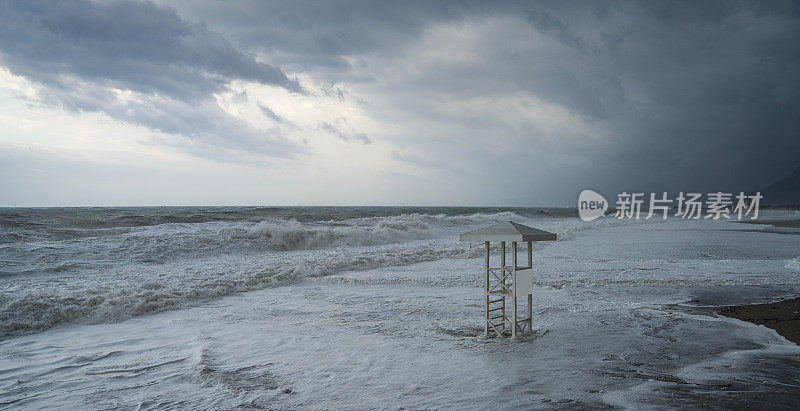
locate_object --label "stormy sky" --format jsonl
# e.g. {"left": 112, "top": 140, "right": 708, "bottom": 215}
{"left": 1, "top": 0, "right": 798, "bottom": 206}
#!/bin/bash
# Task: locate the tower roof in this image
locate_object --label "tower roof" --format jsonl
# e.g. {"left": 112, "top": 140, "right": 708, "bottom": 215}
{"left": 459, "top": 221, "right": 557, "bottom": 242}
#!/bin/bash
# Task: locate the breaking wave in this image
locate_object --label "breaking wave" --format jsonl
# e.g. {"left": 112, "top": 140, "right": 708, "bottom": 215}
{"left": 0, "top": 207, "right": 614, "bottom": 339}
{"left": 0, "top": 242, "right": 484, "bottom": 338}
{"left": 232, "top": 211, "right": 535, "bottom": 250}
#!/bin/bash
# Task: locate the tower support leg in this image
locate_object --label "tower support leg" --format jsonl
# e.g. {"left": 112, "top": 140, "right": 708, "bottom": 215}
{"left": 528, "top": 241, "right": 533, "bottom": 332}
{"left": 484, "top": 241, "right": 489, "bottom": 336}
{"left": 512, "top": 241, "right": 518, "bottom": 338}
{"left": 501, "top": 241, "right": 506, "bottom": 335}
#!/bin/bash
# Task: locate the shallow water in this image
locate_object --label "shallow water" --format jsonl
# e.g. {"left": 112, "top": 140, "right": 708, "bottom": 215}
{"left": 1, "top": 208, "right": 800, "bottom": 408}
{"left": 0, "top": 206, "right": 600, "bottom": 338}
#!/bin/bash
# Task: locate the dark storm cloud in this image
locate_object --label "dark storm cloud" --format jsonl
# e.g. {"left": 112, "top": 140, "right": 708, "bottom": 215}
{"left": 165, "top": 0, "right": 477, "bottom": 71}
{"left": 0, "top": 0, "right": 305, "bottom": 158}
{"left": 525, "top": 11, "right": 582, "bottom": 48}
{"left": 169, "top": 0, "right": 800, "bottom": 193}
{"left": 2, "top": 0, "right": 799, "bottom": 200}
{"left": 590, "top": 1, "right": 800, "bottom": 191}
{"left": 0, "top": 0, "right": 302, "bottom": 98}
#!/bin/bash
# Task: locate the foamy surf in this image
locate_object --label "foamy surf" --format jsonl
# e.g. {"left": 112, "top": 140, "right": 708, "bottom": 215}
{"left": 0, "top": 207, "right": 612, "bottom": 338}
{"left": 2, "top": 212, "right": 799, "bottom": 409}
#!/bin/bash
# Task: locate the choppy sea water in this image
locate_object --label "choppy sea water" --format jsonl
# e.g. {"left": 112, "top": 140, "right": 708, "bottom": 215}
{"left": 0, "top": 207, "right": 589, "bottom": 338}
{"left": 1, "top": 207, "right": 800, "bottom": 408}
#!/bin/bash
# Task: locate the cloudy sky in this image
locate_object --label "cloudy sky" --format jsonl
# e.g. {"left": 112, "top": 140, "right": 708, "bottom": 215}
{"left": 1, "top": 0, "right": 798, "bottom": 206}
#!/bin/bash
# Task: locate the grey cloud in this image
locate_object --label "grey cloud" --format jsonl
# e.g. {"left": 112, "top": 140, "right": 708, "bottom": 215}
{"left": 525, "top": 11, "right": 582, "bottom": 47}
{"left": 352, "top": 133, "right": 371, "bottom": 145}
{"left": 317, "top": 122, "right": 340, "bottom": 136}
{"left": 321, "top": 82, "right": 347, "bottom": 102}
{"left": 191, "top": 0, "right": 798, "bottom": 197}
{"left": 36, "top": 78, "right": 303, "bottom": 159}
{"left": 259, "top": 103, "right": 290, "bottom": 124}
{"left": 0, "top": 0, "right": 305, "bottom": 159}
{"left": 318, "top": 121, "right": 372, "bottom": 145}
{"left": 3, "top": 0, "right": 800, "bottom": 204}
{"left": 0, "top": 0, "right": 302, "bottom": 99}
{"left": 164, "top": 0, "right": 528, "bottom": 75}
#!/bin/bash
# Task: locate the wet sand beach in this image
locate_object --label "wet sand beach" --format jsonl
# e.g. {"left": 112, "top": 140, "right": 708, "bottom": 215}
{"left": 720, "top": 298, "right": 800, "bottom": 344}
{"left": 719, "top": 217, "right": 800, "bottom": 345}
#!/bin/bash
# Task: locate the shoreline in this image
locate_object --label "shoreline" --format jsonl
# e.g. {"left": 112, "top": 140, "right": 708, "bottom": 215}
{"left": 733, "top": 217, "right": 800, "bottom": 236}
{"left": 720, "top": 298, "right": 800, "bottom": 345}
{"left": 738, "top": 218, "right": 800, "bottom": 228}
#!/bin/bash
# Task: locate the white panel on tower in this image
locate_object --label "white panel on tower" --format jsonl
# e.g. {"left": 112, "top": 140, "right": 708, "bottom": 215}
{"left": 514, "top": 268, "right": 533, "bottom": 295}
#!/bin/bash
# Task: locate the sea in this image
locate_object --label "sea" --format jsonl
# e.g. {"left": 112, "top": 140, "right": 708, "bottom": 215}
{"left": 1, "top": 206, "right": 799, "bottom": 409}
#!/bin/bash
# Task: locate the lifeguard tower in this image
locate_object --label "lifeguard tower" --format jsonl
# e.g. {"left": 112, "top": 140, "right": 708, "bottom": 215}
{"left": 460, "top": 221, "right": 556, "bottom": 338}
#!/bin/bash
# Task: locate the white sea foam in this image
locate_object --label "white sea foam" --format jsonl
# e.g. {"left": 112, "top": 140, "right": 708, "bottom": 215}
{"left": 0, "top": 209, "right": 618, "bottom": 338}
{"left": 2, "top": 211, "right": 800, "bottom": 408}
{"left": 234, "top": 211, "right": 528, "bottom": 250}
